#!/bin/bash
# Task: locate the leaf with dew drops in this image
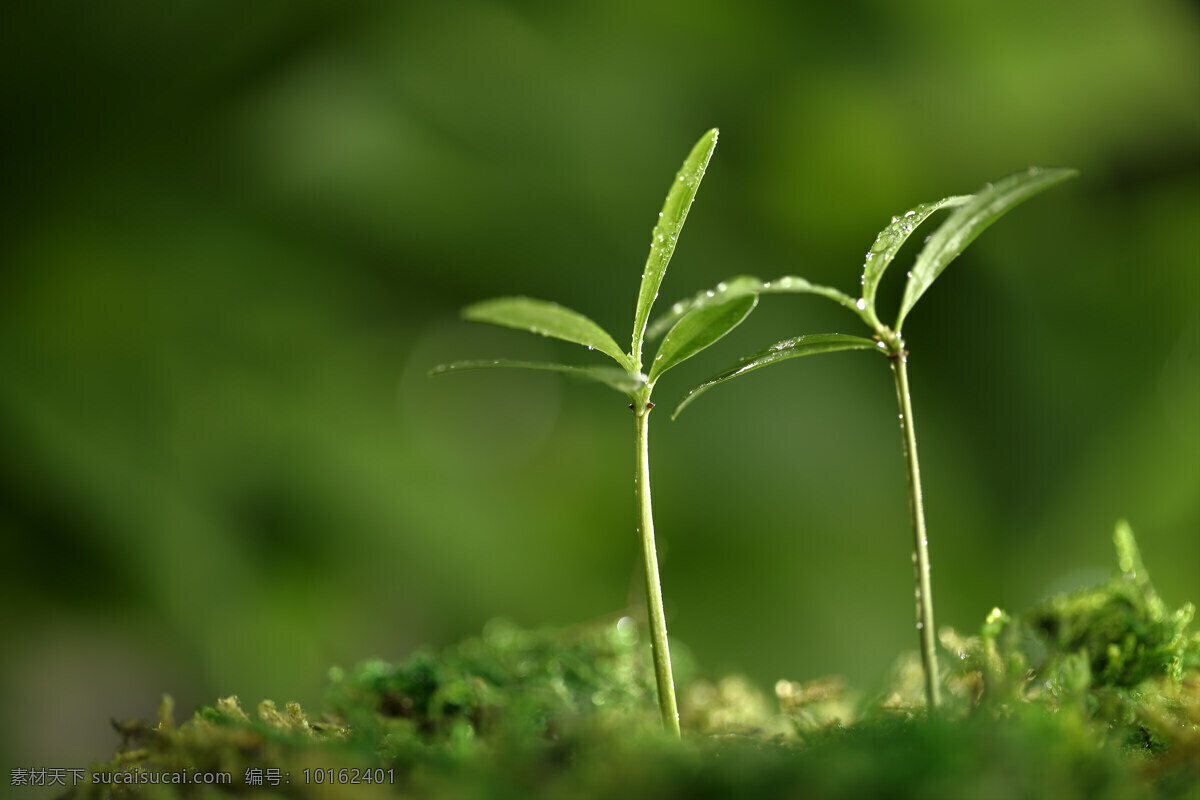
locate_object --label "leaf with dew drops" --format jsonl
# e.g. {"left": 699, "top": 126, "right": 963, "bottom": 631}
{"left": 430, "top": 359, "right": 645, "bottom": 395}
{"left": 630, "top": 128, "right": 719, "bottom": 368}
{"left": 648, "top": 275, "right": 857, "bottom": 340}
{"left": 648, "top": 295, "right": 758, "bottom": 385}
{"left": 860, "top": 196, "right": 971, "bottom": 321}
{"left": 895, "top": 167, "right": 1077, "bottom": 331}
{"left": 672, "top": 333, "right": 879, "bottom": 418}
{"left": 463, "top": 297, "right": 633, "bottom": 371}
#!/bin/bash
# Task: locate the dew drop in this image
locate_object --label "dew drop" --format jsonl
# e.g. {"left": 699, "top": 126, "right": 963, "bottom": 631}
{"left": 587, "top": 345, "right": 594, "bottom": 351}
{"left": 905, "top": 210, "right": 916, "bottom": 217}
{"left": 716, "top": 281, "right": 728, "bottom": 292}
{"left": 706, "top": 290, "right": 715, "bottom": 297}
{"left": 916, "top": 622, "right": 924, "bottom": 630}
{"left": 855, "top": 298, "right": 866, "bottom": 311}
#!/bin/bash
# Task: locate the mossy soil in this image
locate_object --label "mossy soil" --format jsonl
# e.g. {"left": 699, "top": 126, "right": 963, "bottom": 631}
{"left": 63, "top": 527, "right": 1198, "bottom": 799}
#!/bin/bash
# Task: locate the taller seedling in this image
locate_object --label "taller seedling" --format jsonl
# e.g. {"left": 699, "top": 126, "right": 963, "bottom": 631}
{"left": 433, "top": 129, "right": 756, "bottom": 735}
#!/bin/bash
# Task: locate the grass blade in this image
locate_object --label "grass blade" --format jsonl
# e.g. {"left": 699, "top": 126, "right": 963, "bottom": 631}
{"left": 648, "top": 295, "right": 758, "bottom": 385}
{"left": 463, "top": 297, "right": 633, "bottom": 371}
{"left": 648, "top": 275, "right": 857, "bottom": 340}
{"left": 672, "top": 333, "right": 879, "bottom": 418}
{"left": 896, "top": 167, "right": 1077, "bottom": 331}
{"left": 860, "top": 196, "right": 971, "bottom": 319}
{"left": 430, "top": 359, "right": 646, "bottom": 394}
{"left": 630, "top": 129, "right": 719, "bottom": 367}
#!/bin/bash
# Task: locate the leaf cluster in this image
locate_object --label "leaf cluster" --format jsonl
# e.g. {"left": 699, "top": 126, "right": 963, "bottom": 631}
{"left": 661, "top": 167, "right": 1077, "bottom": 416}
{"left": 431, "top": 129, "right": 757, "bottom": 403}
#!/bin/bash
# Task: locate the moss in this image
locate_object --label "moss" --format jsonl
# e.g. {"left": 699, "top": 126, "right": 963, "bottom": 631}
{"left": 61, "top": 524, "right": 1197, "bottom": 799}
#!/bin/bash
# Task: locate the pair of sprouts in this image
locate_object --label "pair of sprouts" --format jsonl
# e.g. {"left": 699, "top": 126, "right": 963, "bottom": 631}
{"left": 434, "top": 129, "right": 1075, "bottom": 731}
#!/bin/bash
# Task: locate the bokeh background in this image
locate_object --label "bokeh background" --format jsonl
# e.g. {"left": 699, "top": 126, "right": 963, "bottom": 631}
{"left": 2, "top": 0, "right": 1197, "bottom": 775}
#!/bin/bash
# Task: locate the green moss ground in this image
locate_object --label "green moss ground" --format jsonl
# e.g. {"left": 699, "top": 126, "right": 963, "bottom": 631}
{"left": 62, "top": 524, "right": 1198, "bottom": 799}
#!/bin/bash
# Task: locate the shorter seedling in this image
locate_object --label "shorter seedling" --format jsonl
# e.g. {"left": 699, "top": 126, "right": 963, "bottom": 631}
{"left": 432, "top": 129, "right": 757, "bottom": 736}
{"left": 655, "top": 167, "right": 1078, "bottom": 710}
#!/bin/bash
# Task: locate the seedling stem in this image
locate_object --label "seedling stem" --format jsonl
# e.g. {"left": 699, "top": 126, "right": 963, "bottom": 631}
{"left": 633, "top": 401, "right": 681, "bottom": 735}
{"left": 889, "top": 343, "right": 942, "bottom": 709}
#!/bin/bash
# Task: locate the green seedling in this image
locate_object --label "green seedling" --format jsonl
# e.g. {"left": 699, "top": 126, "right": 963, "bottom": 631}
{"left": 655, "top": 167, "right": 1077, "bottom": 711}
{"left": 432, "top": 129, "right": 756, "bottom": 736}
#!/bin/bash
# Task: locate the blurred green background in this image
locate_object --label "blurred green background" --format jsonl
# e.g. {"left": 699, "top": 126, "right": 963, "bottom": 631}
{"left": 2, "top": 0, "right": 1197, "bottom": 773}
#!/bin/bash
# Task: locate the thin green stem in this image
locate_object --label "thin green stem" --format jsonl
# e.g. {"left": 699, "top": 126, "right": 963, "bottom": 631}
{"left": 890, "top": 349, "right": 942, "bottom": 711}
{"left": 633, "top": 403, "right": 681, "bottom": 737}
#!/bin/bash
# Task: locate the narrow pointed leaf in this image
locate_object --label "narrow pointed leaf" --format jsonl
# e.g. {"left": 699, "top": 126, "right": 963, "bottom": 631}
{"left": 860, "top": 195, "right": 971, "bottom": 318}
{"left": 430, "top": 359, "right": 646, "bottom": 394}
{"left": 648, "top": 275, "right": 857, "bottom": 340}
{"left": 463, "top": 297, "right": 633, "bottom": 371}
{"left": 672, "top": 333, "right": 879, "bottom": 418}
{"left": 648, "top": 294, "right": 758, "bottom": 384}
{"left": 896, "top": 167, "right": 1077, "bottom": 331}
{"left": 630, "top": 128, "right": 719, "bottom": 367}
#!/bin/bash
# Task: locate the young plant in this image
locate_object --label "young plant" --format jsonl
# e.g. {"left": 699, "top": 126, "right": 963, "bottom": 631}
{"left": 431, "top": 129, "right": 756, "bottom": 736}
{"left": 653, "top": 167, "right": 1077, "bottom": 711}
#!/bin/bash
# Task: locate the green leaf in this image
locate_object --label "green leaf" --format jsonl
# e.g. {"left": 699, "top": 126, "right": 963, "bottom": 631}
{"left": 671, "top": 333, "right": 880, "bottom": 418}
{"left": 895, "top": 167, "right": 1077, "bottom": 331}
{"left": 430, "top": 359, "right": 646, "bottom": 395}
{"left": 463, "top": 297, "right": 633, "bottom": 371}
{"left": 648, "top": 294, "right": 758, "bottom": 385}
{"left": 630, "top": 128, "right": 719, "bottom": 367}
{"left": 648, "top": 275, "right": 857, "bottom": 340}
{"left": 860, "top": 196, "right": 971, "bottom": 320}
